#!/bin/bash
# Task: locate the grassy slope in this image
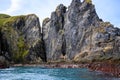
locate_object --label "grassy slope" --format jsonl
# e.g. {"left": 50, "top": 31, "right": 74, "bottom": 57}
{"left": 0, "top": 14, "right": 29, "bottom": 63}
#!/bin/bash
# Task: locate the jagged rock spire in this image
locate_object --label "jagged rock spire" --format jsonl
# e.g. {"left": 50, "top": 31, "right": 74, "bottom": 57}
{"left": 55, "top": 4, "right": 66, "bottom": 16}
{"left": 72, "top": 0, "right": 81, "bottom": 3}
{"left": 70, "top": 0, "right": 81, "bottom": 8}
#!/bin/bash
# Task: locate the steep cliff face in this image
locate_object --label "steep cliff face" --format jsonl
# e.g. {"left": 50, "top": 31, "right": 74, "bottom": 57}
{"left": 42, "top": 4, "right": 66, "bottom": 61}
{"left": 43, "top": 0, "right": 120, "bottom": 62}
{"left": 0, "top": 14, "right": 46, "bottom": 64}
{"left": 64, "top": 0, "right": 100, "bottom": 60}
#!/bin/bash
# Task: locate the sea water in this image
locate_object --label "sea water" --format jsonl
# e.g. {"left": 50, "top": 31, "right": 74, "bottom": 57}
{"left": 0, "top": 67, "right": 119, "bottom": 80}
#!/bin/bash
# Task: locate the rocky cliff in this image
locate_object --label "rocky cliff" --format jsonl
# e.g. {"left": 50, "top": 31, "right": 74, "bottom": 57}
{"left": 42, "top": 4, "right": 67, "bottom": 61}
{"left": 0, "top": 0, "right": 120, "bottom": 66}
{"left": 0, "top": 14, "right": 46, "bottom": 65}
{"left": 43, "top": 0, "right": 120, "bottom": 62}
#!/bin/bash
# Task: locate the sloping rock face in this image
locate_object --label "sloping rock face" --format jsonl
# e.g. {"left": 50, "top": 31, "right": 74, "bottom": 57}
{"left": 43, "top": 0, "right": 120, "bottom": 62}
{"left": 0, "top": 14, "right": 46, "bottom": 64}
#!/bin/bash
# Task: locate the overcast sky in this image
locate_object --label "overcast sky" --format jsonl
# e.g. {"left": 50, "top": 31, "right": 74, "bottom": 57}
{"left": 0, "top": 0, "right": 120, "bottom": 27}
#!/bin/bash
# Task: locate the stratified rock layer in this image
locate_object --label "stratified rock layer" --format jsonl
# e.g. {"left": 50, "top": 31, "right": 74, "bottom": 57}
{"left": 43, "top": 0, "right": 120, "bottom": 62}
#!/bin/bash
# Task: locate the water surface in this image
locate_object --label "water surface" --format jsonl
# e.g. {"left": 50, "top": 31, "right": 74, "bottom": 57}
{"left": 0, "top": 67, "right": 119, "bottom": 80}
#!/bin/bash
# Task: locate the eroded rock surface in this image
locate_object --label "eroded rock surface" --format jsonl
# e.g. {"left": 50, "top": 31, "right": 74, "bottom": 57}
{"left": 42, "top": 4, "right": 66, "bottom": 61}
{"left": 43, "top": 0, "right": 120, "bottom": 62}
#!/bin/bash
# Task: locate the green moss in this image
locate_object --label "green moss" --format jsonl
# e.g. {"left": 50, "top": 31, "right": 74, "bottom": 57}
{"left": 0, "top": 14, "right": 29, "bottom": 63}
{"left": 0, "top": 14, "right": 10, "bottom": 26}
{"left": 85, "top": 0, "right": 92, "bottom": 4}
{"left": 0, "top": 14, "right": 25, "bottom": 27}
{"left": 22, "top": 50, "right": 29, "bottom": 58}
{"left": 13, "top": 36, "right": 29, "bottom": 63}
{"left": 3, "top": 15, "right": 25, "bottom": 26}
{"left": 0, "top": 14, "right": 10, "bottom": 19}
{"left": 1, "top": 26, "right": 20, "bottom": 63}
{"left": 0, "top": 18, "right": 6, "bottom": 26}
{"left": 17, "top": 36, "right": 25, "bottom": 48}
{"left": 1, "top": 25, "right": 17, "bottom": 41}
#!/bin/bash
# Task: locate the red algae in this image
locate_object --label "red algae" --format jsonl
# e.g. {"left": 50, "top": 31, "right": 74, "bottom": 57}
{"left": 88, "top": 62, "right": 120, "bottom": 77}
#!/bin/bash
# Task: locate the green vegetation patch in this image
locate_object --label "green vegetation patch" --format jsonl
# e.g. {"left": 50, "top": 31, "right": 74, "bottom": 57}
{"left": 0, "top": 14, "right": 26, "bottom": 27}
{"left": 0, "top": 14, "right": 10, "bottom": 19}
{"left": 3, "top": 15, "right": 25, "bottom": 27}
{"left": 0, "top": 14, "right": 29, "bottom": 63}
{"left": 0, "top": 18, "right": 7, "bottom": 26}
{"left": 14, "top": 36, "right": 29, "bottom": 63}
{"left": 0, "top": 14, "right": 10, "bottom": 26}
{"left": 85, "top": 0, "right": 92, "bottom": 4}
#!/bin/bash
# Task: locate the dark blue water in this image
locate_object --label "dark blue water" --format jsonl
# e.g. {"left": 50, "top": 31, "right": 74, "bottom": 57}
{"left": 0, "top": 67, "right": 119, "bottom": 80}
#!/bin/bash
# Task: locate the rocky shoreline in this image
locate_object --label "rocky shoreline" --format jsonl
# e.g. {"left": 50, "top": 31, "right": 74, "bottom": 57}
{"left": 10, "top": 62, "right": 120, "bottom": 77}
{"left": 1, "top": 61, "right": 119, "bottom": 77}
{"left": 12, "top": 63, "right": 88, "bottom": 68}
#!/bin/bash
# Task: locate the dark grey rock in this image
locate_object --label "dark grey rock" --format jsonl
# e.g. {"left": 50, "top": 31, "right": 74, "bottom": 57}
{"left": 0, "top": 56, "right": 9, "bottom": 68}
{"left": 42, "top": 4, "right": 66, "bottom": 61}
